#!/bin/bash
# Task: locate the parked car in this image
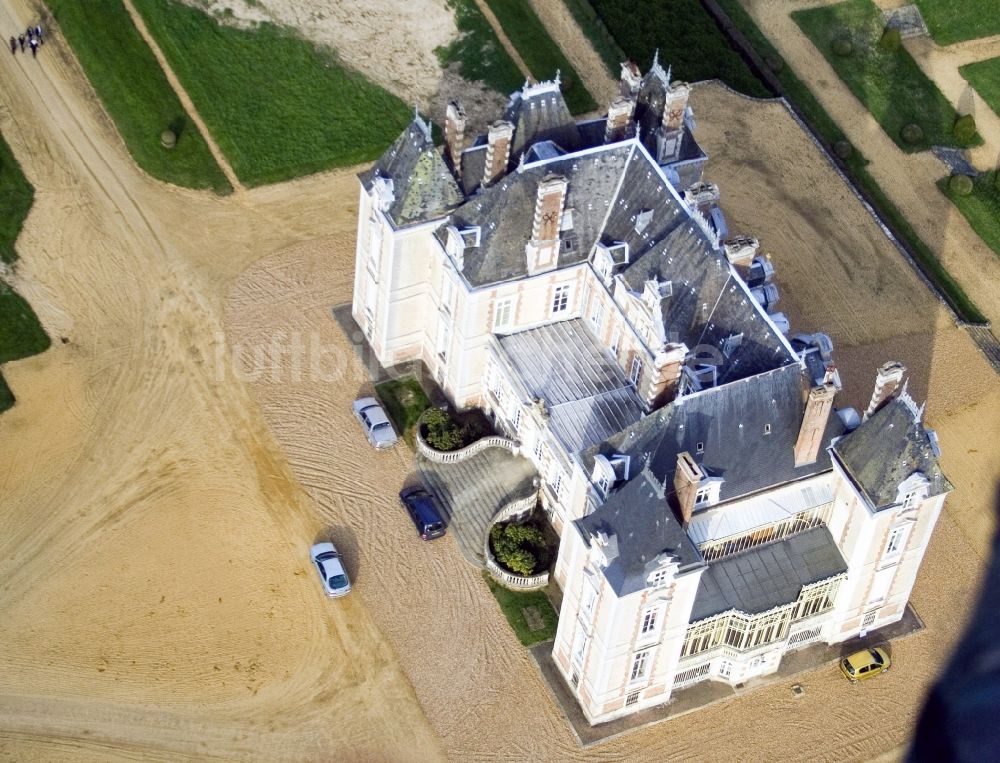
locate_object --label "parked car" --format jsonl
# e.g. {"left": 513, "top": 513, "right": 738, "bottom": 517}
{"left": 840, "top": 647, "right": 891, "bottom": 682}
{"left": 352, "top": 397, "right": 398, "bottom": 449}
{"left": 399, "top": 486, "right": 447, "bottom": 540}
{"left": 310, "top": 541, "right": 351, "bottom": 597}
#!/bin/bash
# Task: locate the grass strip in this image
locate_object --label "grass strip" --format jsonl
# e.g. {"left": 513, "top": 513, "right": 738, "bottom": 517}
{"left": 586, "top": 0, "right": 771, "bottom": 98}
{"left": 913, "top": 0, "right": 1000, "bottom": 46}
{"left": 960, "top": 57, "right": 1000, "bottom": 121}
{"left": 46, "top": 0, "right": 230, "bottom": 193}
{"left": 792, "top": 0, "right": 981, "bottom": 152}
{"left": 938, "top": 172, "right": 1000, "bottom": 262}
{"left": 560, "top": 0, "right": 627, "bottom": 77}
{"left": 483, "top": 572, "right": 558, "bottom": 646}
{"left": 375, "top": 376, "right": 432, "bottom": 449}
{"left": 436, "top": 0, "right": 526, "bottom": 97}
{"left": 713, "top": 0, "right": 987, "bottom": 324}
{"left": 132, "top": 0, "right": 412, "bottom": 186}
{"left": 0, "top": 133, "right": 34, "bottom": 266}
{"left": 481, "top": 0, "right": 598, "bottom": 114}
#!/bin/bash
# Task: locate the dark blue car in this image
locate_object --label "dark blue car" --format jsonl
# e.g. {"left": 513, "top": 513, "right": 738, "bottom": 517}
{"left": 399, "top": 486, "right": 447, "bottom": 540}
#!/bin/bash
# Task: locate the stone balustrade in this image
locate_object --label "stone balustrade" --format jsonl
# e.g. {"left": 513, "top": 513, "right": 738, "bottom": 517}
{"left": 414, "top": 411, "right": 519, "bottom": 464}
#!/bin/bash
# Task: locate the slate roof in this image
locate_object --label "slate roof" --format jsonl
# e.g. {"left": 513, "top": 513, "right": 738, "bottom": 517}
{"left": 831, "top": 397, "right": 952, "bottom": 511}
{"left": 496, "top": 319, "right": 645, "bottom": 454}
{"left": 576, "top": 468, "right": 704, "bottom": 596}
{"left": 358, "top": 118, "right": 464, "bottom": 227}
{"left": 503, "top": 83, "right": 581, "bottom": 161}
{"left": 690, "top": 525, "right": 848, "bottom": 620}
{"left": 586, "top": 362, "right": 846, "bottom": 506}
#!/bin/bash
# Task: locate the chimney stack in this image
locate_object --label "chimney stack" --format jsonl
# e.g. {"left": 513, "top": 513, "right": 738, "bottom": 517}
{"left": 662, "top": 82, "right": 691, "bottom": 132}
{"left": 483, "top": 120, "right": 514, "bottom": 187}
{"left": 605, "top": 96, "right": 635, "bottom": 143}
{"left": 525, "top": 174, "right": 567, "bottom": 275}
{"left": 794, "top": 383, "right": 837, "bottom": 466}
{"left": 647, "top": 342, "right": 688, "bottom": 408}
{"left": 444, "top": 101, "right": 466, "bottom": 176}
{"left": 863, "top": 361, "right": 906, "bottom": 421}
{"left": 620, "top": 61, "right": 641, "bottom": 98}
{"left": 673, "top": 451, "right": 704, "bottom": 526}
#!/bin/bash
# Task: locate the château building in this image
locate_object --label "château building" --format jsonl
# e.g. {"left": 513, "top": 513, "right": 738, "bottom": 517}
{"left": 350, "top": 58, "right": 950, "bottom": 724}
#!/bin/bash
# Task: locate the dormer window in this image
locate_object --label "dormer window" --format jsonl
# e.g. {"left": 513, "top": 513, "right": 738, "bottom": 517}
{"left": 635, "top": 208, "right": 653, "bottom": 234}
{"left": 694, "top": 476, "right": 724, "bottom": 508}
{"left": 649, "top": 569, "right": 670, "bottom": 588}
{"left": 642, "top": 279, "right": 672, "bottom": 313}
{"left": 722, "top": 333, "right": 743, "bottom": 357}
{"left": 591, "top": 454, "right": 616, "bottom": 498}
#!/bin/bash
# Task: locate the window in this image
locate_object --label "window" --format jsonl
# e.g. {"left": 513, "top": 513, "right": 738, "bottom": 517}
{"left": 494, "top": 298, "right": 514, "bottom": 331}
{"left": 590, "top": 301, "right": 605, "bottom": 332}
{"left": 625, "top": 691, "right": 640, "bottom": 707}
{"left": 610, "top": 326, "right": 622, "bottom": 355}
{"left": 629, "top": 356, "right": 643, "bottom": 387}
{"left": 695, "top": 486, "right": 711, "bottom": 506}
{"left": 885, "top": 526, "right": 908, "bottom": 556}
{"left": 533, "top": 438, "right": 545, "bottom": 463}
{"left": 718, "top": 660, "right": 732, "bottom": 679}
{"left": 367, "top": 222, "right": 382, "bottom": 276}
{"left": 629, "top": 650, "right": 650, "bottom": 682}
{"left": 862, "top": 609, "right": 879, "bottom": 629}
{"left": 572, "top": 628, "right": 588, "bottom": 666}
{"left": 596, "top": 473, "right": 611, "bottom": 495}
{"left": 552, "top": 284, "right": 570, "bottom": 314}
{"left": 763, "top": 424, "right": 771, "bottom": 435}
{"left": 696, "top": 442, "right": 704, "bottom": 454}
{"left": 440, "top": 273, "right": 455, "bottom": 315}
{"left": 511, "top": 407, "right": 522, "bottom": 433}
{"left": 552, "top": 471, "right": 565, "bottom": 498}
{"left": 640, "top": 607, "right": 658, "bottom": 636}
{"left": 582, "top": 583, "right": 598, "bottom": 615}
{"left": 649, "top": 569, "right": 670, "bottom": 589}
{"left": 436, "top": 320, "right": 451, "bottom": 362}
{"left": 901, "top": 490, "right": 921, "bottom": 510}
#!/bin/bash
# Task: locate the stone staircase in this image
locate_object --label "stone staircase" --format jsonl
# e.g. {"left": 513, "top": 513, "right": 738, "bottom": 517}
{"left": 417, "top": 447, "right": 538, "bottom": 567}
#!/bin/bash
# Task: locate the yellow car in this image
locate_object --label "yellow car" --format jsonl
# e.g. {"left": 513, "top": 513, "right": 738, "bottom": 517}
{"left": 840, "top": 647, "right": 891, "bottom": 682}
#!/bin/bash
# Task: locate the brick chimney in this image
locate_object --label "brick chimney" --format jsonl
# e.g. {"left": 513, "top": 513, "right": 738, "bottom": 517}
{"left": 620, "top": 60, "right": 641, "bottom": 97}
{"left": 525, "top": 174, "right": 567, "bottom": 275}
{"left": 673, "top": 451, "right": 704, "bottom": 526}
{"left": 646, "top": 342, "right": 688, "bottom": 408}
{"left": 444, "top": 101, "right": 466, "bottom": 176}
{"left": 605, "top": 96, "right": 635, "bottom": 143}
{"left": 662, "top": 82, "right": 691, "bottom": 132}
{"left": 863, "top": 361, "right": 906, "bottom": 421}
{"left": 794, "top": 382, "right": 837, "bottom": 466}
{"left": 483, "top": 120, "right": 514, "bottom": 187}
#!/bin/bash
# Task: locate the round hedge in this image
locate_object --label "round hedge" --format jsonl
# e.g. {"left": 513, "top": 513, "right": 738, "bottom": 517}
{"left": 949, "top": 174, "right": 973, "bottom": 196}
{"left": 953, "top": 114, "right": 977, "bottom": 143}
{"left": 900, "top": 123, "right": 924, "bottom": 145}
{"left": 832, "top": 37, "right": 853, "bottom": 57}
{"left": 879, "top": 27, "right": 902, "bottom": 52}
{"left": 160, "top": 129, "right": 177, "bottom": 149}
{"left": 833, "top": 140, "right": 853, "bottom": 159}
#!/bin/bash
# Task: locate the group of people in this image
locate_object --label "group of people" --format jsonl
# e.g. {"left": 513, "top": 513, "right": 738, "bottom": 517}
{"left": 9, "top": 24, "right": 43, "bottom": 58}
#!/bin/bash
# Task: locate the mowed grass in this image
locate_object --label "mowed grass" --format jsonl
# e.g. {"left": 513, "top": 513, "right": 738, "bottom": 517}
{"left": 132, "top": 0, "right": 412, "bottom": 186}
{"left": 960, "top": 56, "right": 1000, "bottom": 120}
{"left": 481, "top": 0, "right": 598, "bottom": 114}
{"left": 711, "top": 0, "right": 986, "bottom": 323}
{"left": 46, "top": 0, "right": 230, "bottom": 193}
{"left": 483, "top": 573, "right": 558, "bottom": 646}
{"left": 939, "top": 172, "right": 1000, "bottom": 260}
{"left": 914, "top": 0, "right": 1000, "bottom": 46}
{"left": 0, "top": 132, "right": 49, "bottom": 413}
{"left": 436, "top": 0, "right": 525, "bottom": 97}
{"left": 587, "top": 0, "right": 771, "bottom": 98}
{"left": 793, "top": 0, "right": 981, "bottom": 152}
{"left": 375, "top": 376, "right": 432, "bottom": 448}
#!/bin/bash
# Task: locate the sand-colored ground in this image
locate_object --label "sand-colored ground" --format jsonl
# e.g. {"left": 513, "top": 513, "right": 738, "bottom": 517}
{"left": 739, "top": 0, "right": 1000, "bottom": 331}
{"left": 2, "top": 0, "right": 999, "bottom": 758}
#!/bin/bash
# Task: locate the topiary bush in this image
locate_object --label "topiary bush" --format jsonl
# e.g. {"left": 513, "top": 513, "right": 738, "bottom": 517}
{"left": 834, "top": 140, "right": 853, "bottom": 159}
{"left": 901, "top": 123, "right": 924, "bottom": 145}
{"left": 422, "top": 408, "right": 463, "bottom": 451}
{"left": 879, "top": 26, "right": 902, "bottom": 52}
{"left": 490, "top": 521, "right": 547, "bottom": 576}
{"left": 948, "top": 174, "right": 974, "bottom": 196}
{"left": 953, "top": 114, "right": 977, "bottom": 144}
{"left": 832, "top": 37, "right": 853, "bottom": 57}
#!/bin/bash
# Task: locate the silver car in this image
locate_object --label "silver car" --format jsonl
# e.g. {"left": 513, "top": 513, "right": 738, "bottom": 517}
{"left": 352, "top": 397, "right": 398, "bottom": 449}
{"left": 310, "top": 542, "right": 351, "bottom": 598}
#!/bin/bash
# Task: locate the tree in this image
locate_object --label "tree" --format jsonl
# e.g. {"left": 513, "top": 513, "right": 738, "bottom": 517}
{"left": 954, "top": 114, "right": 977, "bottom": 144}
{"left": 422, "top": 408, "right": 463, "bottom": 451}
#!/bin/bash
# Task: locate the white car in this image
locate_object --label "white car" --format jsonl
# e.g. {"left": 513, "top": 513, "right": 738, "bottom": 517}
{"left": 310, "top": 542, "right": 351, "bottom": 598}
{"left": 352, "top": 397, "right": 398, "bottom": 449}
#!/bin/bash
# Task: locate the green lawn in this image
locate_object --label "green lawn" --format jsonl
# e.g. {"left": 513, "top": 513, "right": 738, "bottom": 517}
{"left": 914, "top": 0, "right": 1000, "bottom": 46}
{"left": 0, "top": 131, "right": 49, "bottom": 413}
{"left": 939, "top": 172, "right": 1000, "bottom": 260}
{"left": 960, "top": 56, "right": 1000, "bottom": 120}
{"left": 561, "top": 0, "right": 626, "bottom": 77}
{"left": 711, "top": 0, "right": 986, "bottom": 324}
{"left": 46, "top": 0, "right": 230, "bottom": 193}
{"left": 375, "top": 376, "right": 432, "bottom": 448}
{"left": 436, "top": 0, "right": 525, "bottom": 97}
{"left": 481, "top": 0, "right": 598, "bottom": 114}
{"left": 483, "top": 573, "right": 558, "bottom": 646}
{"left": 793, "top": 0, "right": 981, "bottom": 152}
{"left": 132, "top": 0, "right": 412, "bottom": 186}
{"left": 586, "top": 0, "right": 771, "bottom": 98}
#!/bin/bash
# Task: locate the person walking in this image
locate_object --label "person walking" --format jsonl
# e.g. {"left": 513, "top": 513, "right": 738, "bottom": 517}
{"left": 29, "top": 35, "right": 37, "bottom": 58}
{"left": 17, "top": 33, "right": 24, "bottom": 52}
{"left": 9, "top": 36, "right": 16, "bottom": 55}
{"left": 34, "top": 24, "right": 41, "bottom": 44}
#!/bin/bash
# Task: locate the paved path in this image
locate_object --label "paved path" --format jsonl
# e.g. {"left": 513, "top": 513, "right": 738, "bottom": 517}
{"left": 417, "top": 447, "right": 537, "bottom": 566}
{"left": 121, "top": 0, "right": 245, "bottom": 193}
